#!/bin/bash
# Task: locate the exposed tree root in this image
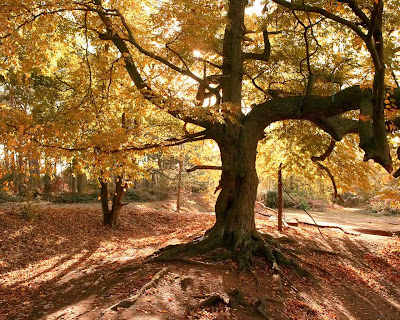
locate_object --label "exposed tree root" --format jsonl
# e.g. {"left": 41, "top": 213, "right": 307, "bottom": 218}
{"left": 110, "top": 267, "right": 170, "bottom": 311}
{"left": 149, "top": 227, "right": 309, "bottom": 277}
{"left": 247, "top": 267, "right": 262, "bottom": 288}
{"left": 146, "top": 257, "right": 229, "bottom": 269}
{"left": 190, "top": 294, "right": 228, "bottom": 312}
{"left": 293, "top": 257, "right": 333, "bottom": 276}
{"left": 299, "top": 221, "right": 359, "bottom": 235}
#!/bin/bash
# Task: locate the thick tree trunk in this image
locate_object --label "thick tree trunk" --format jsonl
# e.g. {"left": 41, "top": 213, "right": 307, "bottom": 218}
{"left": 109, "top": 178, "right": 127, "bottom": 229}
{"left": 156, "top": 125, "right": 282, "bottom": 268}
{"left": 194, "top": 0, "right": 273, "bottom": 263}
{"left": 207, "top": 124, "right": 264, "bottom": 251}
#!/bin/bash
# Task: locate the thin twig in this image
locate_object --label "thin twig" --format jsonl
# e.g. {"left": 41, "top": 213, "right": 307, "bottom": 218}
{"left": 281, "top": 185, "right": 327, "bottom": 242}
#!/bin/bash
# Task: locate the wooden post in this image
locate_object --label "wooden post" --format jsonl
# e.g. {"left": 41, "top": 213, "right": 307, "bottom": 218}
{"left": 176, "top": 160, "right": 182, "bottom": 212}
{"left": 278, "top": 163, "right": 283, "bottom": 232}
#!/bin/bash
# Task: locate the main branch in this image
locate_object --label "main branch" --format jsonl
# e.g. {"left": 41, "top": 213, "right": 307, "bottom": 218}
{"left": 247, "top": 86, "right": 400, "bottom": 173}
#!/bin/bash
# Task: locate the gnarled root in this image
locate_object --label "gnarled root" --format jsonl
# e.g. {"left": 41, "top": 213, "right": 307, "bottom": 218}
{"left": 149, "top": 227, "right": 307, "bottom": 275}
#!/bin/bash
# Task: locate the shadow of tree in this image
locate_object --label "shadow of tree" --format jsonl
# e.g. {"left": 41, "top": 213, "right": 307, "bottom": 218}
{"left": 0, "top": 202, "right": 215, "bottom": 319}
{"left": 278, "top": 224, "right": 400, "bottom": 320}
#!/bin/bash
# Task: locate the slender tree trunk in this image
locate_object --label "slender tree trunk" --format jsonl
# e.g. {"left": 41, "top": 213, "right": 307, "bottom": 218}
{"left": 101, "top": 177, "right": 127, "bottom": 229}
{"left": 30, "top": 158, "right": 40, "bottom": 197}
{"left": 100, "top": 180, "right": 111, "bottom": 225}
{"left": 71, "top": 175, "right": 76, "bottom": 193}
{"left": 17, "top": 153, "right": 24, "bottom": 195}
{"left": 43, "top": 174, "right": 51, "bottom": 197}
{"left": 4, "top": 148, "right": 9, "bottom": 172}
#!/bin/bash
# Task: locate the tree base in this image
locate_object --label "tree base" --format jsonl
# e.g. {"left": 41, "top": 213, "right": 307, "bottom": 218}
{"left": 150, "top": 227, "right": 307, "bottom": 276}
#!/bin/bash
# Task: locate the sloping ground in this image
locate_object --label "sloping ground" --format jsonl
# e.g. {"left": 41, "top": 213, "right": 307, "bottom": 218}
{"left": 0, "top": 200, "right": 399, "bottom": 320}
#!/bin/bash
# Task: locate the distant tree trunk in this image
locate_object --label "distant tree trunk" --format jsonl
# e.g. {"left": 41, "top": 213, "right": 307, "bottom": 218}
{"left": 71, "top": 175, "right": 76, "bottom": 193}
{"left": 43, "top": 174, "right": 51, "bottom": 197}
{"left": 10, "top": 151, "right": 15, "bottom": 172}
{"left": 4, "top": 148, "right": 9, "bottom": 172}
{"left": 77, "top": 173, "right": 84, "bottom": 195}
{"left": 151, "top": 171, "right": 157, "bottom": 188}
{"left": 70, "top": 160, "right": 78, "bottom": 193}
{"left": 101, "top": 176, "right": 127, "bottom": 229}
{"left": 16, "top": 153, "right": 24, "bottom": 195}
{"left": 30, "top": 158, "right": 41, "bottom": 197}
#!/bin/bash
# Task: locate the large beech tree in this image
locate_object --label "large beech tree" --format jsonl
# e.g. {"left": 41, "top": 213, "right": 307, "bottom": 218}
{"left": 2, "top": 0, "right": 400, "bottom": 266}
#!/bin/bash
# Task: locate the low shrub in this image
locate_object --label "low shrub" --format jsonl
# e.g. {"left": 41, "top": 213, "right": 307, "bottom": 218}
{"left": 19, "top": 202, "right": 40, "bottom": 221}
{"left": 262, "top": 190, "right": 329, "bottom": 211}
{"left": 369, "top": 194, "right": 400, "bottom": 216}
{"left": 262, "top": 190, "right": 294, "bottom": 208}
{"left": 124, "top": 188, "right": 170, "bottom": 202}
{"left": 0, "top": 192, "right": 19, "bottom": 203}
{"left": 51, "top": 192, "right": 98, "bottom": 203}
{"left": 298, "top": 198, "right": 310, "bottom": 211}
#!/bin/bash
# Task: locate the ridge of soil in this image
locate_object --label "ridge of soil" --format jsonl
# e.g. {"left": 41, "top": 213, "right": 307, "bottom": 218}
{"left": 0, "top": 199, "right": 399, "bottom": 319}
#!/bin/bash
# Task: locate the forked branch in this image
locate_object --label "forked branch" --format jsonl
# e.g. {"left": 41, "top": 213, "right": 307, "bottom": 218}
{"left": 310, "top": 139, "right": 336, "bottom": 162}
{"left": 310, "top": 139, "right": 343, "bottom": 201}
{"left": 243, "top": 30, "right": 271, "bottom": 61}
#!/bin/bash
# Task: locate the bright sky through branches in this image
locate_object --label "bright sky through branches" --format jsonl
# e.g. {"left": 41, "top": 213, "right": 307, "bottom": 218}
{"left": 245, "top": 0, "right": 263, "bottom": 15}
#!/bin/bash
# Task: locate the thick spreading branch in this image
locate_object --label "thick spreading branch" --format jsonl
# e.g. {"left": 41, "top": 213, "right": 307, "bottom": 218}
{"left": 247, "top": 86, "right": 370, "bottom": 130}
{"left": 247, "top": 86, "right": 400, "bottom": 172}
{"left": 313, "top": 161, "right": 343, "bottom": 202}
{"left": 187, "top": 165, "right": 223, "bottom": 173}
{"left": 31, "top": 131, "right": 209, "bottom": 155}
{"left": 120, "top": 135, "right": 208, "bottom": 153}
{"left": 338, "top": 0, "right": 370, "bottom": 27}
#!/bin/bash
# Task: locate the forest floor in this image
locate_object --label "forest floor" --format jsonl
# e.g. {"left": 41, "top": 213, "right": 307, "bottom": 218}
{"left": 0, "top": 196, "right": 399, "bottom": 320}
